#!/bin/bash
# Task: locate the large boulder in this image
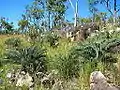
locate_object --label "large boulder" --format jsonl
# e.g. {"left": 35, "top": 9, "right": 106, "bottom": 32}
{"left": 90, "top": 71, "right": 120, "bottom": 90}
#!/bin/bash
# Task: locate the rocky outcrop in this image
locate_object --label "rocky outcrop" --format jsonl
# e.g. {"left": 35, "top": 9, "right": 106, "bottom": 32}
{"left": 39, "top": 71, "right": 56, "bottom": 89}
{"left": 6, "top": 71, "right": 34, "bottom": 89}
{"left": 16, "top": 72, "right": 34, "bottom": 87}
{"left": 90, "top": 71, "right": 120, "bottom": 90}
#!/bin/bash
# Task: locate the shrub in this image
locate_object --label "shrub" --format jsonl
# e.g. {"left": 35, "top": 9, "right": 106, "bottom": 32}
{"left": 54, "top": 53, "right": 81, "bottom": 79}
{"left": 72, "top": 38, "right": 120, "bottom": 63}
{"left": 28, "top": 29, "right": 39, "bottom": 41}
{"left": 5, "top": 37, "right": 22, "bottom": 49}
{"left": 5, "top": 45, "right": 47, "bottom": 76}
{"left": 44, "top": 32, "right": 60, "bottom": 47}
{"left": 27, "top": 25, "right": 42, "bottom": 43}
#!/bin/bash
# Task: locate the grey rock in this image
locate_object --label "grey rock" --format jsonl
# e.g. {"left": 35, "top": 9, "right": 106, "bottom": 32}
{"left": 41, "top": 72, "right": 55, "bottom": 89}
{"left": 0, "top": 78, "right": 3, "bottom": 84}
{"left": 16, "top": 72, "right": 33, "bottom": 87}
{"left": 90, "top": 71, "right": 120, "bottom": 90}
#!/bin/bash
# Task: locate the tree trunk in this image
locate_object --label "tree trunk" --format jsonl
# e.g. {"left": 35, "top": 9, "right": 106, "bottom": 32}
{"left": 113, "top": 0, "right": 117, "bottom": 24}
{"left": 74, "top": 0, "right": 79, "bottom": 27}
{"left": 48, "top": 11, "right": 51, "bottom": 30}
{"left": 68, "top": 0, "right": 79, "bottom": 28}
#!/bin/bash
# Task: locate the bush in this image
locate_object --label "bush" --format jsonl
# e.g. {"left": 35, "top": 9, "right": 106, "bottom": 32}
{"left": 54, "top": 53, "right": 81, "bottom": 79}
{"left": 44, "top": 32, "right": 60, "bottom": 47}
{"left": 27, "top": 25, "right": 42, "bottom": 43}
{"left": 5, "top": 37, "right": 22, "bottom": 49}
{"left": 72, "top": 38, "right": 120, "bottom": 63}
{"left": 5, "top": 45, "right": 47, "bottom": 76}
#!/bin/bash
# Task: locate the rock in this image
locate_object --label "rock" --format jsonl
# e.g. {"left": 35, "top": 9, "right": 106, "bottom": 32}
{"left": 20, "top": 71, "right": 26, "bottom": 75}
{"left": 41, "top": 73, "right": 55, "bottom": 89}
{"left": 16, "top": 73, "right": 34, "bottom": 88}
{"left": 52, "top": 78, "right": 79, "bottom": 90}
{"left": 116, "top": 28, "right": 120, "bottom": 32}
{"left": 90, "top": 71, "right": 120, "bottom": 90}
{"left": 36, "top": 72, "right": 45, "bottom": 79}
{"left": 41, "top": 77, "right": 52, "bottom": 88}
{"left": 41, "top": 70, "right": 57, "bottom": 89}
{"left": 0, "top": 79, "right": 3, "bottom": 84}
{"left": 109, "top": 30, "right": 114, "bottom": 34}
{"left": 6, "top": 73, "right": 12, "bottom": 78}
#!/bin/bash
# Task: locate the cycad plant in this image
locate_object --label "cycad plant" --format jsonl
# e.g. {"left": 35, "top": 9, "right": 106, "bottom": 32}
{"left": 6, "top": 45, "right": 47, "bottom": 76}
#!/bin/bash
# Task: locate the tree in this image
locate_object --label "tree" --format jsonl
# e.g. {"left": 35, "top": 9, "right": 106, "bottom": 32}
{"left": 47, "top": 0, "right": 67, "bottom": 29}
{"left": 78, "top": 17, "right": 92, "bottom": 24}
{"left": 24, "top": 1, "right": 45, "bottom": 32}
{"left": 68, "top": 0, "right": 79, "bottom": 27}
{"left": 88, "top": 0, "right": 99, "bottom": 22}
{"left": 100, "top": 0, "right": 120, "bottom": 24}
{"left": 21, "top": 0, "right": 67, "bottom": 32}
{"left": 0, "top": 17, "right": 14, "bottom": 34}
{"left": 88, "top": 0, "right": 120, "bottom": 24}
{"left": 18, "top": 15, "right": 29, "bottom": 33}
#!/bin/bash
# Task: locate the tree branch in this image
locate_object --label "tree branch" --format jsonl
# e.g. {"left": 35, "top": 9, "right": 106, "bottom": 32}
{"left": 68, "top": 0, "right": 75, "bottom": 11}
{"left": 116, "top": 9, "right": 120, "bottom": 13}
{"left": 101, "top": 0, "right": 113, "bottom": 15}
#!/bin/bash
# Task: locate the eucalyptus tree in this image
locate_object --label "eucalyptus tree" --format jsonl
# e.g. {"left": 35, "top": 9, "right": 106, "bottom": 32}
{"left": 18, "top": 15, "right": 29, "bottom": 33}
{"left": 68, "top": 0, "right": 79, "bottom": 27}
{"left": 21, "top": 0, "right": 67, "bottom": 32}
{"left": 25, "top": 1, "right": 44, "bottom": 31}
{"left": 100, "top": 0, "right": 120, "bottom": 24}
{"left": 0, "top": 17, "right": 14, "bottom": 34}
{"left": 88, "top": 0, "right": 120, "bottom": 24}
{"left": 47, "top": 0, "right": 67, "bottom": 29}
{"left": 88, "top": 0, "right": 99, "bottom": 22}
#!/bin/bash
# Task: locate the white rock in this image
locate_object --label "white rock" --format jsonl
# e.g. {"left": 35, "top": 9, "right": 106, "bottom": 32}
{"left": 109, "top": 30, "right": 114, "bottom": 34}
{"left": 116, "top": 28, "right": 120, "bottom": 32}
{"left": 90, "top": 33, "right": 96, "bottom": 37}
{"left": 21, "top": 71, "right": 26, "bottom": 75}
{"left": 6, "top": 73, "right": 12, "bottom": 78}
{"left": 16, "top": 73, "right": 33, "bottom": 87}
{"left": 81, "top": 25, "right": 83, "bottom": 27}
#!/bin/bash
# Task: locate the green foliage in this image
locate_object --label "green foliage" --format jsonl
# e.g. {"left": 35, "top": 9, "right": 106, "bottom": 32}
{"left": 78, "top": 17, "right": 91, "bottom": 24}
{"left": 54, "top": 52, "right": 81, "bottom": 79}
{"left": 0, "top": 17, "right": 14, "bottom": 34}
{"left": 47, "top": 0, "right": 67, "bottom": 28}
{"left": 44, "top": 32, "right": 60, "bottom": 47}
{"left": 6, "top": 45, "right": 47, "bottom": 75}
{"left": 5, "top": 37, "right": 22, "bottom": 49}
{"left": 72, "top": 37, "right": 120, "bottom": 63}
{"left": 27, "top": 25, "right": 40, "bottom": 42}
{"left": 18, "top": 19, "right": 29, "bottom": 33}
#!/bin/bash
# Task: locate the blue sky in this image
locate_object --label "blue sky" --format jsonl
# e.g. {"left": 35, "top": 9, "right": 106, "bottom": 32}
{"left": 0, "top": 0, "right": 33, "bottom": 27}
{"left": 0, "top": 0, "right": 120, "bottom": 27}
